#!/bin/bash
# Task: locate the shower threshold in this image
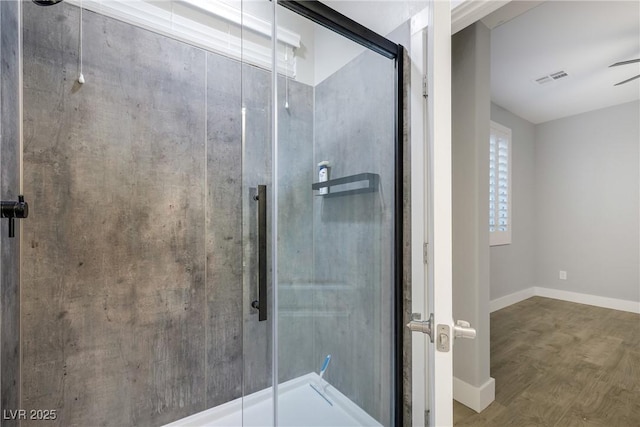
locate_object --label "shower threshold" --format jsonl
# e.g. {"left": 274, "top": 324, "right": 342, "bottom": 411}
{"left": 163, "top": 373, "right": 381, "bottom": 426}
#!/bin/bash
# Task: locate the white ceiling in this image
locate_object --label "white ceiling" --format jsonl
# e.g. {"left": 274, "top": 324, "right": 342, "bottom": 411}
{"left": 488, "top": 0, "right": 640, "bottom": 124}
{"left": 324, "top": 0, "right": 428, "bottom": 37}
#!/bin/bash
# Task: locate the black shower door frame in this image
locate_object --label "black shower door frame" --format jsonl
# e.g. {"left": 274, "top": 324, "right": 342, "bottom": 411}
{"left": 276, "top": 2, "right": 406, "bottom": 425}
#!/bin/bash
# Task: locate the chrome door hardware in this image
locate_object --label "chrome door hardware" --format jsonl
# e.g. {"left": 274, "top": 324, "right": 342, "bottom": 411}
{"left": 436, "top": 325, "right": 450, "bottom": 352}
{"left": 434, "top": 320, "right": 475, "bottom": 352}
{"left": 407, "top": 316, "right": 476, "bottom": 351}
{"left": 453, "top": 320, "right": 477, "bottom": 339}
{"left": 407, "top": 313, "right": 434, "bottom": 343}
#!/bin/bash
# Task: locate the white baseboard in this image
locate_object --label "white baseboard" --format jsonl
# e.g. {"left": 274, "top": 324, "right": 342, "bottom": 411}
{"left": 534, "top": 287, "right": 640, "bottom": 314}
{"left": 490, "top": 287, "right": 536, "bottom": 313}
{"left": 453, "top": 376, "right": 495, "bottom": 413}
{"left": 491, "top": 286, "right": 640, "bottom": 314}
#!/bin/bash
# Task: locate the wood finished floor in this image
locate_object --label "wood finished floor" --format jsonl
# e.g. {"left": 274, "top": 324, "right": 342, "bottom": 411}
{"left": 453, "top": 296, "right": 640, "bottom": 426}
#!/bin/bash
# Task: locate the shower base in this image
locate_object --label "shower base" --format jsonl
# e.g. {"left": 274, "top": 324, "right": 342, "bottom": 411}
{"left": 163, "top": 373, "right": 381, "bottom": 426}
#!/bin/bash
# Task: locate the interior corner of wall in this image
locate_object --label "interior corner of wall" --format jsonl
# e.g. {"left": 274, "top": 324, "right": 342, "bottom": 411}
{"left": 489, "top": 287, "right": 536, "bottom": 313}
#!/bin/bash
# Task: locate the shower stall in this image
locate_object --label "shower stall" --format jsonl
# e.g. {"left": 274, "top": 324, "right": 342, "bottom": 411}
{"left": 0, "top": 0, "right": 410, "bottom": 425}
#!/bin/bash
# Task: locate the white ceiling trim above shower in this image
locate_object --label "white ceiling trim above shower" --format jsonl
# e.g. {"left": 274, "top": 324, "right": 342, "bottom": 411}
{"left": 182, "top": 0, "right": 301, "bottom": 48}
{"left": 66, "top": 0, "right": 299, "bottom": 77}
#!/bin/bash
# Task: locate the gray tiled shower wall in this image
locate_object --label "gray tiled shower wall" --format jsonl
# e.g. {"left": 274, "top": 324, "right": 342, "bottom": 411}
{"left": 311, "top": 47, "right": 396, "bottom": 425}
{"left": 21, "top": 3, "right": 311, "bottom": 426}
{"left": 1, "top": 1, "right": 21, "bottom": 426}
{"left": 20, "top": 2, "right": 400, "bottom": 426}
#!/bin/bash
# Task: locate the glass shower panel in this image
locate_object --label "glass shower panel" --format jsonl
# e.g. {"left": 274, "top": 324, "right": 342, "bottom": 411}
{"left": 275, "top": 6, "right": 396, "bottom": 426}
{"left": 19, "top": 0, "right": 257, "bottom": 425}
{"left": 240, "top": 0, "right": 274, "bottom": 426}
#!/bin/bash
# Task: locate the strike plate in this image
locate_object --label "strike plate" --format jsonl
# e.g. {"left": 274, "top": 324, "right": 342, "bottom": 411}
{"left": 437, "top": 324, "right": 450, "bottom": 352}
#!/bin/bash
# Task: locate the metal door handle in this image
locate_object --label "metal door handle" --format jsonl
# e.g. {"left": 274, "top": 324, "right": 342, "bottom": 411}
{"left": 251, "top": 185, "right": 267, "bottom": 321}
{"left": 453, "top": 320, "right": 476, "bottom": 339}
{"left": 407, "top": 316, "right": 476, "bottom": 353}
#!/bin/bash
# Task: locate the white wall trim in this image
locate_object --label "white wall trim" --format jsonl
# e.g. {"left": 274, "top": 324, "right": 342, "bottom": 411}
{"left": 66, "top": 0, "right": 297, "bottom": 76}
{"left": 491, "top": 287, "right": 640, "bottom": 314}
{"left": 451, "top": 0, "right": 511, "bottom": 35}
{"left": 453, "top": 376, "right": 495, "bottom": 413}
{"left": 183, "top": 0, "right": 301, "bottom": 48}
{"left": 534, "top": 287, "right": 640, "bottom": 314}
{"left": 489, "top": 287, "right": 535, "bottom": 312}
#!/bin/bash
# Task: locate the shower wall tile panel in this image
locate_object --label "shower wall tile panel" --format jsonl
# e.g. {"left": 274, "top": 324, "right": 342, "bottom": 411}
{"left": 0, "top": 1, "right": 21, "bottom": 425}
{"left": 313, "top": 48, "right": 395, "bottom": 424}
{"left": 22, "top": 4, "right": 207, "bottom": 426}
{"left": 276, "top": 75, "right": 315, "bottom": 383}
{"left": 21, "top": 3, "right": 316, "bottom": 425}
{"left": 237, "top": 63, "right": 274, "bottom": 397}
{"left": 203, "top": 55, "right": 283, "bottom": 403}
{"left": 276, "top": 76, "right": 314, "bottom": 286}
{"left": 204, "top": 51, "right": 244, "bottom": 407}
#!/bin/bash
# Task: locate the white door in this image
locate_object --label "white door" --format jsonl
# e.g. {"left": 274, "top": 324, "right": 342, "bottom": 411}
{"left": 409, "top": 7, "right": 431, "bottom": 426}
{"left": 409, "top": 1, "right": 456, "bottom": 426}
{"left": 427, "top": 1, "right": 455, "bottom": 425}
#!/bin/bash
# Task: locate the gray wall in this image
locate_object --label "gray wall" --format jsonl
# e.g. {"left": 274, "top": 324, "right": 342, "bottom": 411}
{"left": 0, "top": 1, "right": 21, "bottom": 424}
{"left": 310, "top": 38, "right": 396, "bottom": 425}
{"left": 21, "top": 3, "right": 312, "bottom": 426}
{"left": 451, "top": 22, "right": 492, "bottom": 390}
{"left": 276, "top": 70, "right": 316, "bottom": 386}
{"left": 534, "top": 100, "right": 640, "bottom": 302}
{"left": 489, "top": 103, "right": 536, "bottom": 300}
{"left": 276, "top": 22, "right": 409, "bottom": 426}
{"left": 23, "top": 4, "right": 207, "bottom": 426}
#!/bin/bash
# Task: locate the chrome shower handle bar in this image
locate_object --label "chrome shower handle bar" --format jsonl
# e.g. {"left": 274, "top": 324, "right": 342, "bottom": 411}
{"left": 251, "top": 185, "right": 268, "bottom": 321}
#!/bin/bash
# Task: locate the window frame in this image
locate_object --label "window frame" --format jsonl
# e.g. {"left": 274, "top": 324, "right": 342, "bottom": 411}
{"left": 489, "top": 120, "right": 512, "bottom": 246}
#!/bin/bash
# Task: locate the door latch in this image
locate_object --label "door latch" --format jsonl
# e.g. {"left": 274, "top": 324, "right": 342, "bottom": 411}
{"left": 407, "top": 312, "right": 434, "bottom": 343}
{"left": 436, "top": 324, "right": 450, "bottom": 352}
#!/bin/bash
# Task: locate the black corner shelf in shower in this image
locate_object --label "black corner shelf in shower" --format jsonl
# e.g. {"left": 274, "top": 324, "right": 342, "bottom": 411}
{"left": 312, "top": 172, "right": 379, "bottom": 198}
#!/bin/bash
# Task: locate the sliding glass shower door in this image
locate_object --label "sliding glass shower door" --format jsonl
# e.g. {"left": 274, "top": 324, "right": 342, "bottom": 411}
{"left": 18, "top": 0, "right": 276, "bottom": 425}
{"left": 9, "top": 0, "right": 403, "bottom": 425}
{"left": 274, "top": 3, "right": 401, "bottom": 426}
{"left": 239, "top": 1, "right": 274, "bottom": 425}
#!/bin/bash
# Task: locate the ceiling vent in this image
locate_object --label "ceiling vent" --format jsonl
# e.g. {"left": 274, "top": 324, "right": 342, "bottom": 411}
{"left": 534, "top": 70, "right": 569, "bottom": 85}
{"left": 535, "top": 75, "right": 553, "bottom": 85}
{"left": 550, "top": 71, "right": 568, "bottom": 80}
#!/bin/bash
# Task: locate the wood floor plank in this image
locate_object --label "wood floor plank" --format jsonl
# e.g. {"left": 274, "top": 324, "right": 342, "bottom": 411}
{"left": 454, "top": 400, "right": 508, "bottom": 427}
{"left": 454, "top": 297, "right": 640, "bottom": 426}
{"left": 556, "top": 384, "right": 640, "bottom": 427}
{"left": 491, "top": 391, "right": 568, "bottom": 427}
